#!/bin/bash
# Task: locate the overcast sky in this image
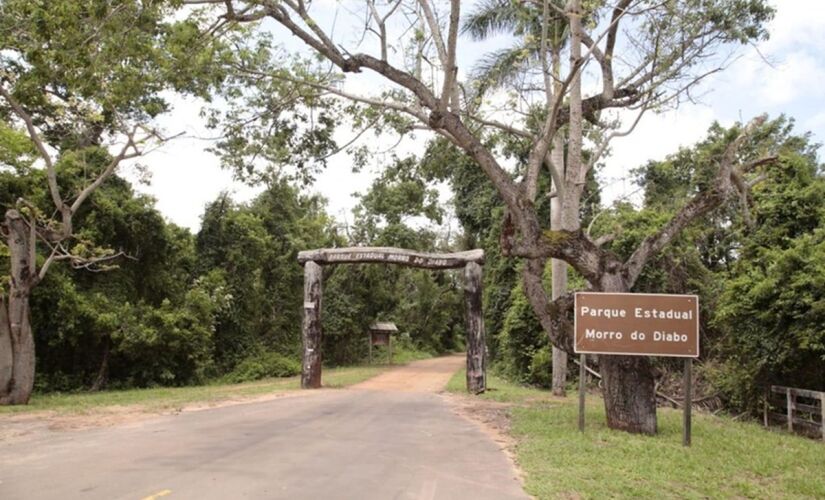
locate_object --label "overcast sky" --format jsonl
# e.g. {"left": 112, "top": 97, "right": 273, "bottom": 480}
{"left": 124, "top": 0, "right": 825, "bottom": 232}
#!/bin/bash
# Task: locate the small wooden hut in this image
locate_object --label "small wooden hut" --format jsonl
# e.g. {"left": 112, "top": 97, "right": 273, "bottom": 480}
{"left": 368, "top": 322, "right": 398, "bottom": 364}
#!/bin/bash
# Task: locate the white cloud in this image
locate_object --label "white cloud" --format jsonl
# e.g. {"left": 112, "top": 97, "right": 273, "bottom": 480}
{"left": 600, "top": 106, "right": 718, "bottom": 204}
{"left": 763, "top": 0, "right": 825, "bottom": 53}
{"left": 122, "top": 138, "right": 262, "bottom": 231}
{"left": 724, "top": 0, "right": 825, "bottom": 106}
{"left": 121, "top": 94, "right": 262, "bottom": 231}
{"left": 803, "top": 110, "right": 825, "bottom": 131}
{"left": 753, "top": 52, "right": 825, "bottom": 106}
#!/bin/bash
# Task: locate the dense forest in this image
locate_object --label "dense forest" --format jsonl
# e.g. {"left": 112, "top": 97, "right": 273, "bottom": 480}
{"left": 1, "top": 0, "right": 823, "bottom": 423}
{"left": 3, "top": 115, "right": 822, "bottom": 417}
{"left": 0, "top": 147, "right": 467, "bottom": 391}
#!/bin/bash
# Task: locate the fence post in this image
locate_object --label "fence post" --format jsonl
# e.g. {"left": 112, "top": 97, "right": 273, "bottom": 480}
{"left": 820, "top": 392, "right": 825, "bottom": 443}
{"left": 786, "top": 387, "right": 793, "bottom": 433}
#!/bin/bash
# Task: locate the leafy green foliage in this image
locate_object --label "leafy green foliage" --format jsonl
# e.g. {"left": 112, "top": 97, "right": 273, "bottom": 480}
{"left": 496, "top": 283, "right": 549, "bottom": 386}
{"left": 0, "top": 0, "right": 224, "bottom": 147}
{"left": 23, "top": 172, "right": 227, "bottom": 390}
{"left": 626, "top": 117, "right": 825, "bottom": 412}
{"left": 10, "top": 165, "right": 335, "bottom": 391}
{"left": 355, "top": 157, "right": 444, "bottom": 226}
{"left": 462, "top": 0, "right": 567, "bottom": 97}
{"left": 711, "top": 162, "right": 825, "bottom": 411}
{"left": 305, "top": 150, "right": 470, "bottom": 366}
{"left": 224, "top": 351, "right": 301, "bottom": 383}
{"left": 0, "top": 123, "right": 36, "bottom": 171}
{"left": 419, "top": 138, "right": 521, "bottom": 361}
{"left": 195, "top": 180, "right": 338, "bottom": 370}
{"left": 204, "top": 40, "right": 341, "bottom": 185}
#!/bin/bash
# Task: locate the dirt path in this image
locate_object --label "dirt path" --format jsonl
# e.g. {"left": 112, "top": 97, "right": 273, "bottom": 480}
{"left": 351, "top": 354, "right": 465, "bottom": 392}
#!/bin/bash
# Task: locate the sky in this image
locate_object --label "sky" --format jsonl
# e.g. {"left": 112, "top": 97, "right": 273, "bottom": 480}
{"left": 124, "top": 0, "right": 825, "bottom": 232}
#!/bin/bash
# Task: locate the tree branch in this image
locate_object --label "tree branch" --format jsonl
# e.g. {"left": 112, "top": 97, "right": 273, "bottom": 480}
{"left": 440, "top": 0, "right": 461, "bottom": 112}
{"left": 0, "top": 85, "right": 65, "bottom": 216}
{"left": 623, "top": 116, "right": 773, "bottom": 285}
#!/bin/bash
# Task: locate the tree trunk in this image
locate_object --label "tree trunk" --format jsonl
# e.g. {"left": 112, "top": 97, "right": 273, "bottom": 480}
{"left": 597, "top": 272, "right": 658, "bottom": 434}
{"left": 550, "top": 137, "right": 568, "bottom": 396}
{"left": 0, "top": 297, "right": 14, "bottom": 397}
{"left": 600, "top": 355, "right": 657, "bottom": 434}
{"left": 550, "top": 211, "right": 568, "bottom": 396}
{"left": 552, "top": 0, "right": 587, "bottom": 396}
{"left": 301, "top": 261, "right": 323, "bottom": 389}
{"left": 464, "top": 262, "right": 486, "bottom": 394}
{"left": 90, "top": 335, "right": 111, "bottom": 391}
{"left": 0, "top": 210, "right": 37, "bottom": 405}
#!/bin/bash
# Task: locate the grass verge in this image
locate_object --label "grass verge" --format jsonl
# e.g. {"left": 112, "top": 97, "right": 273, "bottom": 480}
{"left": 448, "top": 369, "right": 825, "bottom": 499}
{"left": 386, "top": 345, "right": 434, "bottom": 365}
{"left": 0, "top": 365, "right": 386, "bottom": 416}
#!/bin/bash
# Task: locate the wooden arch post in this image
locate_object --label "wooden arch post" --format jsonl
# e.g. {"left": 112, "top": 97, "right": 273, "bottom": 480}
{"left": 297, "top": 247, "right": 486, "bottom": 393}
{"left": 301, "top": 261, "right": 323, "bottom": 388}
{"left": 464, "top": 261, "right": 486, "bottom": 394}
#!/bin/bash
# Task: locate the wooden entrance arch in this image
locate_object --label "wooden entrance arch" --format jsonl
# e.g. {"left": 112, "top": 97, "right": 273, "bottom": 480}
{"left": 297, "top": 247, "right": 487, "bottom": 393}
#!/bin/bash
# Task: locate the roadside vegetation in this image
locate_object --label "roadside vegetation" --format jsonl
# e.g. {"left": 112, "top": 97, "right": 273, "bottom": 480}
{"left": 0, "top": 160, "right": 461, "bottom": 397}
{"left": 448, "top": 370, "right": 825, "bottom": 499}
{"left": 0, "top": 341, "right": 433, "bottom": 416}
{"left": 0, "top": 364, "right": 392, "bottom": 416}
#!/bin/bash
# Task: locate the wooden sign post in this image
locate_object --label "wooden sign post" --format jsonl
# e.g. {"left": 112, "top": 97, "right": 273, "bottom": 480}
{"left": 578, "top": 354, "right": 586, "bottom": 432}
{"left": 368, "top": 323, "right": 397, "bottom": 365}
{"left": 574, "top": 292, "right": 699, "bottom": 446}
{"left": 683, "top": 357, "right": 692, "bottom": 446}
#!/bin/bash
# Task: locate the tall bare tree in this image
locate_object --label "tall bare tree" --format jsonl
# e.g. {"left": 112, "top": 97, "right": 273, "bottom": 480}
{"left": 193, "top": 0, "right": 775, "bottom": 433}
{"left": 463, "top": 0, "right": 571, "bottom": 396}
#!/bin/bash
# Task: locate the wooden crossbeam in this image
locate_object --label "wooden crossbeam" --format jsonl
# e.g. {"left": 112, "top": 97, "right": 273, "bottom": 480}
{"left": 298, "top": 247, "right": 484, "bottom": 269}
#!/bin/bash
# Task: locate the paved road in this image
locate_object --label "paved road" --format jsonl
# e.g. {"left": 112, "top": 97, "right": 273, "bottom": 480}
{"left": 0, "top": 357, "right": 527, "bottom": 500}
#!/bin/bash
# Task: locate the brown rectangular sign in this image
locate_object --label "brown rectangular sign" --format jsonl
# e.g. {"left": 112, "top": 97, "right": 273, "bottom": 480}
{"left": 371, "top": 332, "right": 390, "bottom": 346}
{"left": 574, "top": 292, "right": 699, "bottom": 357}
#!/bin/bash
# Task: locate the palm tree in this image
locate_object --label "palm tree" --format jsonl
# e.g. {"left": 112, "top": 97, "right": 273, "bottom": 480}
{"left": 462, "top": 0, "right": 568, "bottom": 99}
{"left": 462, "top": 0, "right": 572, "bottom": 396}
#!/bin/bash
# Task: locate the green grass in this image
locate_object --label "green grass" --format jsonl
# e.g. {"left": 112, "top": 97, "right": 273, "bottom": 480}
{"left": 448, "top": 369, "right": 825, "bottom": 499}
{"left": 386, "top": 344, "right": 434, "bottom": 365}
{"left": 0, "top": 365, "right": 386, "bottom": 416}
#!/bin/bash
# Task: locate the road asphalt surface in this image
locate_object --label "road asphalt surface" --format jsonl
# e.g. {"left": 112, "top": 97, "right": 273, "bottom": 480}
{"left": 0, "top": 356, "right": 528, "bottom": 499}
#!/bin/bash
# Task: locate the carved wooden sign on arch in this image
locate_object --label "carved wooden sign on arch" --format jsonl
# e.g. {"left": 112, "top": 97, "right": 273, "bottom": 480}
{"left": 297, "top": 247, "right": 484, "bottom": 269}
{"left": 298, "top": 246, "right": 487, "bottom": 394}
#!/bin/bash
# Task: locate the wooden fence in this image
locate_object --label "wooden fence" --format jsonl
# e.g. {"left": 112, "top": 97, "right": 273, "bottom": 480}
{"left": 764, "top": 385, "right": 825, "bottom": 442}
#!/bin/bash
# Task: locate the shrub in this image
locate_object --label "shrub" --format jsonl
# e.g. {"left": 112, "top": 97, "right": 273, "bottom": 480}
{"left": 225, "top": 351, "right": 301, "bottom": 383}
{"left": 495, "top": 284, "right": 547, "bottom": 384}
{"left": 527, "top": 346, "right": 553, "bottom": 388}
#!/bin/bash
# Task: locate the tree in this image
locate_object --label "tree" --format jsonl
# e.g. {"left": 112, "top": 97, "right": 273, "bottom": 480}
{"left": 714, "top": 228, "right": 825, "bottom": 412}
{"left": 629, "top": 117, "right": 825, "bottom": 413}
{"left": 195, "top": 180, "right": 338, "bottom": 370}
{"left": 464, "top": 0, "right": 571, "bottom": 394}
{"left": 321, "top": 157, "right": 464, "bottom": 364}
{"left": 192, "top": 0, "right": 775, "bottom": 434}
{"left": 0, "top": 0, "right": 222, "bottom": 403}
